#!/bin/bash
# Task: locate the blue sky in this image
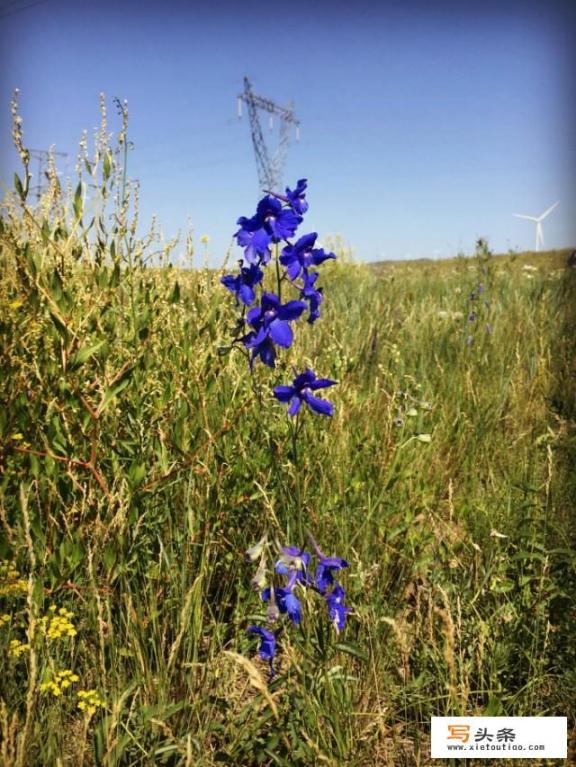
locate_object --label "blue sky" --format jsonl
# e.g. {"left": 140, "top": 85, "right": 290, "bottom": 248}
{"left": 1, "top": 0, "right": 575, "bottom": 265}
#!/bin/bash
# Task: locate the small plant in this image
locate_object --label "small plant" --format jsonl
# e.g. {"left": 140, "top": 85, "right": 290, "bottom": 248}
{"left": 464, "top": 237, "right": 495, "bottom": 345}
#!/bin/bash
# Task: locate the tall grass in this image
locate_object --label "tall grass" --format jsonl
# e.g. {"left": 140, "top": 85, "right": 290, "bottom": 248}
{"left": 0, "top": 96, "right": 575, "bottom": 765}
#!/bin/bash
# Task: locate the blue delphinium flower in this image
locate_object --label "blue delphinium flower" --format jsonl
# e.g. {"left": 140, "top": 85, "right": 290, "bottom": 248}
{"left": 315, "top": 555, "right": 349, "bottom": 593}
{"left": 247, "top": 625, "right": 277, "bottom": 676}
{"left": 236, "top": 195, "right": 302, "bottom": 264}
{"left": 275, "top": 545, "right": 311, "bottom": 584}
{"left": 273, "top": 369, "right": 337, "bottom": 416}
{"left": 280, "top": 232, "right": 336, "bottom": 281}
{"left": 235, "top": 223, "right": 273, "bottom": 266}
{"left": 325, "top": 584, "right": 351, "bottom": 632}
{"left": 285, "top": 178, "right": 308, "bottom": 215}
{"left": 220, "top": 263, "right": 264, "bottom": 306}
{"left": 300, "top": 270, "right": 323, "bottom": 324}
{"left": 262, "top": 573, "right": 302, "bottom": 625}
{"left": 243, "top": 334, "right": 278, "bottom": 368}
{"left": 254, "top": 196, "right": 302, "bottom": 241}
{"left": 242, "top": 293, "right": 307, "bottom": 368}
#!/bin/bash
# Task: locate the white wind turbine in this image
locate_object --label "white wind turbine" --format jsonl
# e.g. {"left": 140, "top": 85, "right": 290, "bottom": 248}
{"left": 514, "top": 201, "right": 559, "bottom": 252}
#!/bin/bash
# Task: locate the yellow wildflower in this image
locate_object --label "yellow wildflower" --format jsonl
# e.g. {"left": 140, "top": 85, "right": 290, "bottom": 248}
{"left": 39, "top": 605, "right": 77, "bottom": 639}
{"left": 39, "top": 669, "right": 80, "bottom": 696}
{"left": 0, "top": 560, "right": 27, "bottom": 597}
{"left": 77, "top": 689, "right": 104, "bottom": 717}
{"left": 8, "top": 639, "right": 30, "bottom": 658}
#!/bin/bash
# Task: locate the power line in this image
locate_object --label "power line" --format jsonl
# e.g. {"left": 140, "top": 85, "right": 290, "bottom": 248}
{"left": 237, "top": 76, "right": 300, "bottom": 192}
{"left": 28, "top": 147, "right": 68, "bottom": 201}
{"left": 0, "top": 0, "right": 51, "bottom": 18}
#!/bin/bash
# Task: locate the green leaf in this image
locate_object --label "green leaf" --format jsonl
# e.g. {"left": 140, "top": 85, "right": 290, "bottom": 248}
{"left": 49, "top": 311, "right": 71, "bottom": 344}
{"left": 334, "top": 642, "right": 367, "bottom": 661}
{"left": 73, "top": 182, "right": 83, "bottom": 220}
{"left": 97, "top": 365, "right": 135, "bottom": 415}
{"left": 14, "top": 172, "right": 25, "bottom": 200}
{"left": 98, "top": 378, "right": 132, "bottom": 414}
{"left": 41, "top": 219, "right": 50, "bottom": 244}
{"left": 103, "top": 151, "right": 112, "bottom": 181}
{"left": 71, "top": 340, "right": 107, "bottom": 368}
{"left": 128, "top": 461, "right": 146, "bottom": 488}
{"left": 170, "top": 281, "right": 181, "bottom": 303}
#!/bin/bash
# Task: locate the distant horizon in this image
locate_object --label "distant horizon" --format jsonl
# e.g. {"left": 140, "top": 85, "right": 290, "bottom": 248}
{"left": 1, "top": 0, "right": 575, "bottom": 265}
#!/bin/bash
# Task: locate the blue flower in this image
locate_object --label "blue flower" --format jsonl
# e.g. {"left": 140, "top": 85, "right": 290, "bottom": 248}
{"left": 325, "top": 584, "right": 351, "bottom": 632}
{"left": 220, "top": 263, "right": 264, "bottom": 306}
{"left": 243, "top": 293, "right": 307, "bottom": 368}
{"left": 275, "top": 545, "right": 311, "bottom": 584}
{"left": 300, "top": 270, "right": 323, "bottom": 324}
{"left": 236, "top": 195, "right": 302, "bottom": 263}
{"left": 247, "top": 626, "right": 277, "bottom": 676}
{"left": 262, "top": 573, "right": 302, "bottom": 625}
{"left": 273, "top": 368, "right": 337, "bottom": 416}
{"left": 255, "top": 196, "right": 302, "bottom": 241}
{"left": 235, "top": 223, "right": 273, "bottom": 266}
{"left": 285, "top": 178, "right": 308, "bottom": 215}
{"left": 243, "top": 334, "right": 278, "bottom": 368}
{"left": 315, "top": 555, "right": 349, "bottom": 593}
{"left": 280, "top": 233, "right": 335, "bottom": 281}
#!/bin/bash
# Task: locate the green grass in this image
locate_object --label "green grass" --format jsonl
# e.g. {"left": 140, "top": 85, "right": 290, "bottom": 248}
{"left": 1, "top": 104, "right": 575, "bottom": 765}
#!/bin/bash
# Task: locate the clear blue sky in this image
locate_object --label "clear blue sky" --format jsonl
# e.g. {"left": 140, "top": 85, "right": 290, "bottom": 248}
{"left": 1, "top": 0, "right": 575, "bottom": 265}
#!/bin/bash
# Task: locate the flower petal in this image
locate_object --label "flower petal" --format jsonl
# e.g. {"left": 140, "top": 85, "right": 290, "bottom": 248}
{"left": 302, "top": 391, "right": 334, "bottom": 416}
{"left": 309, "top": 378, "right": 337, "bottom": 390}
{"left": 238, "top": 283, "right": 255, "bottom": 305}
{"left": 278, "top": 300, "right": 307, "bottom": 321}
{"left": 287, "top": 397, "right": 302, "bottom": 416}
{"left": 273, "top": 385, "right": 295, "bottom": 402}
{"left": 269, "top": 319, "right": 293, "bottom": 348}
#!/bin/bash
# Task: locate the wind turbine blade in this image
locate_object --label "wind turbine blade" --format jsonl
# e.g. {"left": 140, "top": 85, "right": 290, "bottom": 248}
{"left": 538, "top": 201, "right": 559, "bottom": 220}
{"left": 514, "top": 214, "right": 538, "bottom": 221}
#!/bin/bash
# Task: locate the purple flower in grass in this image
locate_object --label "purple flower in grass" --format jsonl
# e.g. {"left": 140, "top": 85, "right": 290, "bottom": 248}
{"left": 325, "top": 584, "right": 351, "bottom": 632}
{"left": 255, "top": 196, "right": 302, "bottom": 241}
{"left": 235, "top": 224, "right": 272, "bottom": 266}
{"left": 275, "top": 545, "right": 311, "bottom": 584}
{"left": 285, "top": 178, "right": 308, "bottom": 215}
{"left": 308, "top": 533, "right": 349, "bottom": 593}
{"left": 236, "top": 196, "right": 302, "bottom": 263}
{"left": 315, "top": 556, "right": 349, "bottom": 594}
{"left": 247, "top": 626, "right": 277, "bottom": 677}
{"left": 243, "top": 334, "right": 278, "bottom": 368}
{"left": 280, "top": 233, "right": 336, "bottom": 281}
{"left": 220, "top": 263, "right": 263, "bottom": 306}
{"left": 242, "top": 293, "right": 307, "bottom": 368}
{"left": 262, "top": 573, "right": 302, "bottom": 625}
{"left": 273, "top": 368, "right": 337, "bottom": 416}
{"left": 300, "top": 270, "right": 323, "bottom": 324}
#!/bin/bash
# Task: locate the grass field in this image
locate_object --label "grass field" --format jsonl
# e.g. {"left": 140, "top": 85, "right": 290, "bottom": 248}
{"left": 1, "top": 108, "right": 575, "bottom": 766}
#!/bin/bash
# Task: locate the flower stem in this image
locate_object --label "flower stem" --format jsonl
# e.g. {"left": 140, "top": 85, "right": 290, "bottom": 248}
{"left": 275, "top": 243, "right": 282, "bottom": 302}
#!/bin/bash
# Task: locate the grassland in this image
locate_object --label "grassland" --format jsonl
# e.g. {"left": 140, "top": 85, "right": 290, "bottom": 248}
{"left": 1, "top": 115, "right": 575, "bottom": 765}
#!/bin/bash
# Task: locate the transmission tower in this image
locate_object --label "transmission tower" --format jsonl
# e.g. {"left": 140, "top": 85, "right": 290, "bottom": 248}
{"left": 237, "top": 77, "right": 300, "bottom": 193}
{"left": 29, "top": 148, "right": 68, "bottom": 201}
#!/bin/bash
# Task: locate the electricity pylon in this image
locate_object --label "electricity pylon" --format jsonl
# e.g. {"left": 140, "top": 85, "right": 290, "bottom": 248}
{"left": 29, "top": 148, "right": 68, "bottom": 201}
{"left": 237, "top": 76, "right": 300, "bottom": 193}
